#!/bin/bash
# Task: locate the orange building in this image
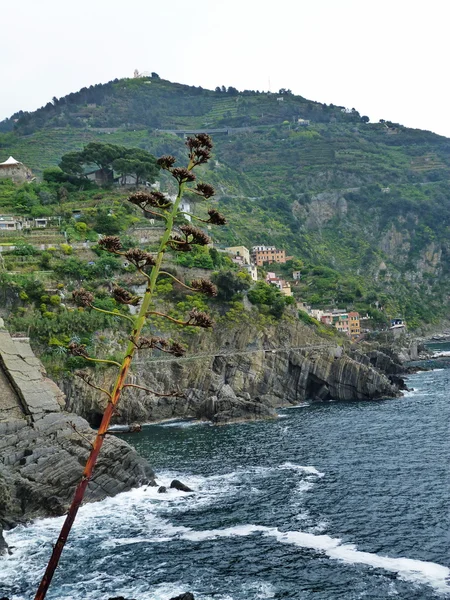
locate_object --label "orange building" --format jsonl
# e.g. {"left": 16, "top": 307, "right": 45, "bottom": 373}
{"left": 251, "top": 245, "right": 286, "bottom": 266}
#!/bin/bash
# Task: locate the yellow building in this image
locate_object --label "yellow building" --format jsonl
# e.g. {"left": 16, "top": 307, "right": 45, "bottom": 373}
{"left": 225, "top": 246, "right": 250, "bottom": 264}
{"left": 348, "top": 311, "right": 361, "bottom": 338}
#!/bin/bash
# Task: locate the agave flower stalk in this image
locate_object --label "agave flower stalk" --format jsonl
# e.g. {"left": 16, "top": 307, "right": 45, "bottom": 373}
{"left": 34, "top": 134, "right": 217, "bottom": 600}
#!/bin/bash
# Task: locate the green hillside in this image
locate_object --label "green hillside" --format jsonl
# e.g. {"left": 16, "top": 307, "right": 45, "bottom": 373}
{"left": 2, "top": 76, "right": 450, "bottom": 328}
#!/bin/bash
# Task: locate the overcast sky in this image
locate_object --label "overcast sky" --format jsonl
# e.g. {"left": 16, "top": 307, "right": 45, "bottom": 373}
{"left": 1, "top": 0, "right": 449, "bottom": 136}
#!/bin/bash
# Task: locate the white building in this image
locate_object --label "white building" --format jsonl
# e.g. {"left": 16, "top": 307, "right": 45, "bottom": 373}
{"left": 243, "top": 264, "right": 258, "bottom": 281}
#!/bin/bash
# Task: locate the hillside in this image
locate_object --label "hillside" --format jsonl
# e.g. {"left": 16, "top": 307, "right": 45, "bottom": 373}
{"left": 2, "top": 75, "right": 450, "bottom": 327}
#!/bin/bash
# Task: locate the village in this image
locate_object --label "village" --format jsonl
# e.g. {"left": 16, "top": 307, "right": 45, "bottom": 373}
{"left": 0, "top": 154, "right": 405, "bottom": 340}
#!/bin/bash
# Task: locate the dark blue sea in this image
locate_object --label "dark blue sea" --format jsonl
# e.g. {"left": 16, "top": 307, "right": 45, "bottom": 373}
{"left": 1, "top": 347, "right": 450, "bottom": 599}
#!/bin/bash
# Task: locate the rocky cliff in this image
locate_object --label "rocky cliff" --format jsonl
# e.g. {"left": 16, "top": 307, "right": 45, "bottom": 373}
{"left": 0, "top": 328, "right": 155, "bottom": 554}
{"left": 63, "top": 319, "right": 401, "bottom": 426}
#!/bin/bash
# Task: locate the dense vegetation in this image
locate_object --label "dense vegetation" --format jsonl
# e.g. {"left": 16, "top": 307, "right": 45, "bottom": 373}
{"left": 2, "top": 76, "right": 450, "bottom": 330}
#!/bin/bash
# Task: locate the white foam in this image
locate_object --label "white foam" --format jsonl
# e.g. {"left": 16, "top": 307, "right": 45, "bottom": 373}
{"left": 3, "top": 463, "right": 447, "bottom": 598}
{"left": 173, "top": 524, "right": 450, "bottom": 594}
{"left": 279, "top": 462, "right": 325, "bottom": 477}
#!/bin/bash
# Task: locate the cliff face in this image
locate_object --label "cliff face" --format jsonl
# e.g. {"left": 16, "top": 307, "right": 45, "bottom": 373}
{"left": 63, "top": 320, "right": 400, "bottom": 426}
{"left": 0, "top": 329, "right": 155, "bottom": 553}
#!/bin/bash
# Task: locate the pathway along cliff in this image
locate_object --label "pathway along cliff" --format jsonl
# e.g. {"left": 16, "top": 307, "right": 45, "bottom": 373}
{"left": 1, "top": 346, "right": 449, "bottom": 599}
{"left": 61, "top": 320, "right": 407, "bottom": 427}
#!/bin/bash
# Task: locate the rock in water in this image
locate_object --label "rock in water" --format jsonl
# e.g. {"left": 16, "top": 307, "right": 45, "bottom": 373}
{"left": 170, "top": 479, "right": 193, "bottom": 492}
{"left": 169, "top": 594, "right": 195, "bottom": 600}
{"left": 158, "top": 485, "right": 167, "bottom": 493}
{"left": 0, "top": 525, "right": 8, "bottom": 555}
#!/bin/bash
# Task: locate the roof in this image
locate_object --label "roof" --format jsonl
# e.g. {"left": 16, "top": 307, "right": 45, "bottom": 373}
{"left": 0, "top": 156, "right": 21, "bottom": 166}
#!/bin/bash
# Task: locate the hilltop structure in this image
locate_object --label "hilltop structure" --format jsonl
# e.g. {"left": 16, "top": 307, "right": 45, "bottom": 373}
{"left": 0, "top": 156, "right": 33, "bottom": 183}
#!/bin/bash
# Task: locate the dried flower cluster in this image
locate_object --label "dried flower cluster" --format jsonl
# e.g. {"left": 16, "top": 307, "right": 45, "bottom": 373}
{"left": 157, "top": 155, "right": 176, "bottom": 170}
{"left": 68, "top": 342, "right": 89, "bottom": 358}
{"left": 128, "top": 190, "right": 171, "bottom": 212}
{"left": 172, "top": 167, "right": 196, "bottom": 183}
{"left": 125, "top": 248, "right": 156, "bottom": 269}
{"left": 137, "top": 336, "right": 186, "bottom": 357}
{"left": 98, "top": 236, "right": 123, "bottom": 253}
{"left": 195, "top": 183, "right": 215, "bottom": 198}
{"left": 72, "top": 288, "right": 94, "bottom": 307}
{"left": 180, "top": 224, "right": 211, "bottom": 246}
{"left": 190, "top": 279, "right": 218, "bottom": 297}
{"left": 168, "top": 225, "right": 211, "bottom": 252}
{"left": 206, "top": 208, "right": 227, "bottom": 225}
{"left": 112, "top": 286, "right": 140, "bottom": 306}
{"left": 187, "top": 308, "right": 214, "bottom": 328}
{"left": 168, "top": 234, "right": 192, "bottom": 252}
{"left": 186, "top": 133, "right": 213, "bottom": 166}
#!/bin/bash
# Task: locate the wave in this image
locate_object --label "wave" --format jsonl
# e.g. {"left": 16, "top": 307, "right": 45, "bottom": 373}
{"left": 3, "top": 462, "right": 447, "bottom": 598}
{"left": 173, "top": 524, "right": 450, "bottom": 594}
{"left": 279, "top": 462, "right": 325, "bottom": 477}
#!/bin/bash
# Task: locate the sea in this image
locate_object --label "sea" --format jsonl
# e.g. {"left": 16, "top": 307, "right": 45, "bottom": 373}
{"left": 1, "top": 345, "right": 450, "bottom": 600}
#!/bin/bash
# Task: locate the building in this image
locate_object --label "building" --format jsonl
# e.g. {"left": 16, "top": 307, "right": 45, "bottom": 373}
{"left": 225, "top": 246, "right": 250, "bottom": 265}
{"left": 266, "top": 273, "right": 292, "bottom": 296}
{"left": 320, "top": 313, "right": 333, "bottom": 326}
{"left": 0, "top": 216, "right": 22, "bottom": 231}
{"left": 297, "top": 118, "right": 310, "bottom": 126}
{"left": 390, "top": 318, "right": 406, "bottom": 337}
{"left": 34, "top": 218, "right": 49, "bottom": 228}
{"left": 310, "top": 309, "right": 325, "bottom": 321}
{"left": 297, "top": 301, "right": 311, "bottom": 313}
{"left": 333, "top": 313, "right": 349, "bottom": 334}
{"left": 86, "top": 167, "right": 114, "bottom": 186}
{"left": 0, "top": 156, "right": 33, "bottom": 184}
{"left": 348, "top": 312, "right": 361, "bottom": 338}
{"left": 252, "top": 246, "right": 286, "bottom": 266}
{"left": 278, "top": 281, "right": 292, "bottom": 296}
{"left": 242, "top": 264, "right": 258, "bottom": 281}
{"left": 292, "top": 270, "right": 301, "bottom": 280}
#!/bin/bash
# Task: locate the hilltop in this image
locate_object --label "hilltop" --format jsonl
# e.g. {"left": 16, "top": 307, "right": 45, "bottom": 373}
{"left": 1, "top": 75, "right": 450, "bottom": 327}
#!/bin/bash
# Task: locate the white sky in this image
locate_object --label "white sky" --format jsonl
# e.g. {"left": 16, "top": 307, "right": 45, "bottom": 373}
{"left": 1, "top": 0, "right": 449, "bottom": 136}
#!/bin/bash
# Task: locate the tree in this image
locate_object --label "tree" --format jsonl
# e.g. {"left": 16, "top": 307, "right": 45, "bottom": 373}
{"left": 211, "top": 269, "right": 251, "bottom": 300}
{"left": 361, "top": 115, "right": 370, "bottom": 123}
{"left": 34, "top": 134, "right": 227, "bottom": 600}
{"left": 248, "top": 281, "right": 290, "bottom": 318}
{"left": 59, "top": 143, "right": 160, "bottom": 187}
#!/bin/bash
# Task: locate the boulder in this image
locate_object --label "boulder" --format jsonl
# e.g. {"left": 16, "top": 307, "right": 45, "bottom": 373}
{"left": 169, "top": 595, "right": 195, "bottom": 600}
{"left": 170, "top": 480, "right": 193, "bottom": 493}
{"left": 158, "top": 486, "right": 167, "bottom": 493}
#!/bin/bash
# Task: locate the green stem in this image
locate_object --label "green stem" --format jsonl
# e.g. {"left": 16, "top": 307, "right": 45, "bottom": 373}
{"left": 159, "top": 271, "right": 195, "bottom": 291}
{"left": 84, "top": 356, "right": 122, "bottom": 368}
{"left": 90, "top": 305, "right": 135, "bottom": 325}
